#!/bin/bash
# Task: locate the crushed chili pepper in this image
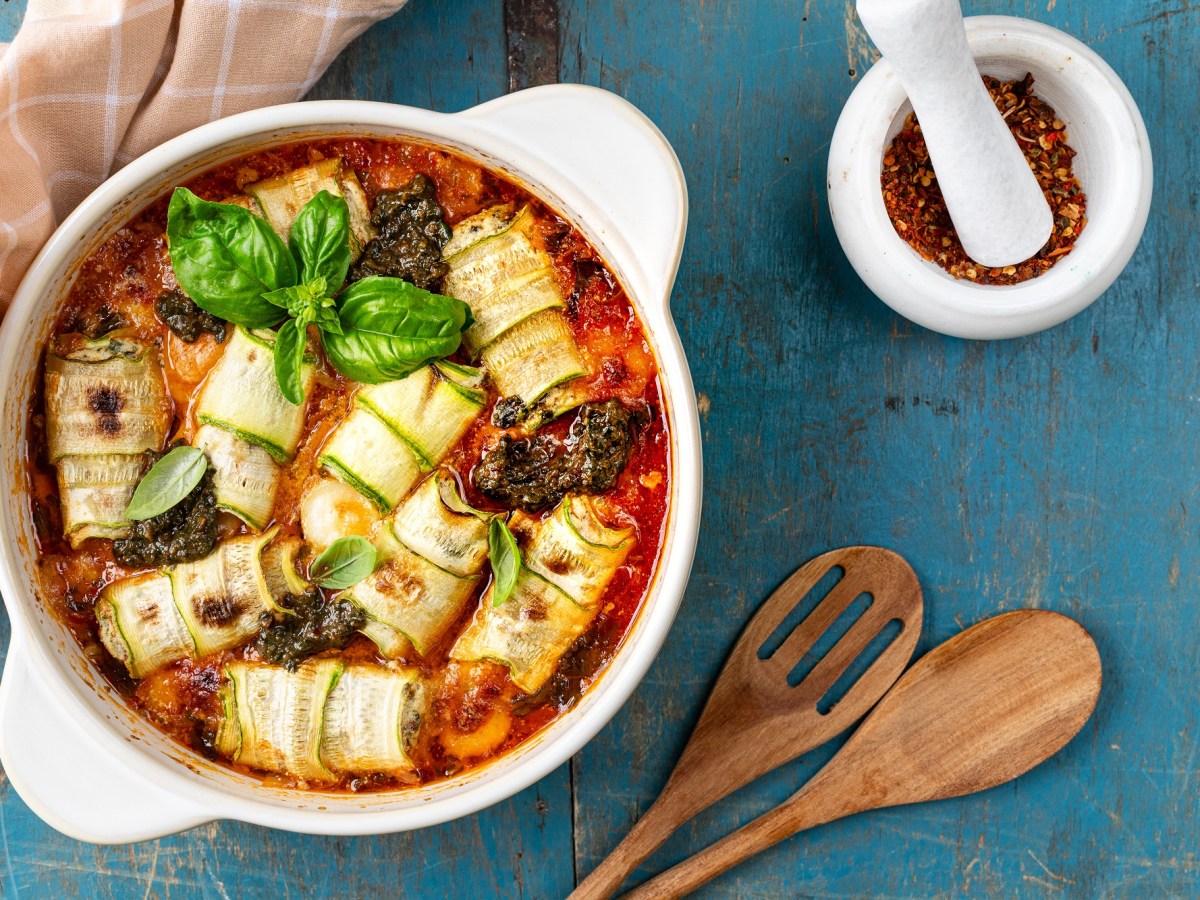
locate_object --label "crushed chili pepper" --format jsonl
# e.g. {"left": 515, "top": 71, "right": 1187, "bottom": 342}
{"left": 881, "top": 73, "right": 1086, "bottom": 285}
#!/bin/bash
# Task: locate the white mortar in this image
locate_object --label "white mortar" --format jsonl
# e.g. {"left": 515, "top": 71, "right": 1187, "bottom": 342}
{"left": 827, "top": 16, "right": 1152, "bottom": 340}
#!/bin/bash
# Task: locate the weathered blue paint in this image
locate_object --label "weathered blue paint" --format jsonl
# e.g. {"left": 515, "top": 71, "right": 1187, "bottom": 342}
{"left": 1, "top": 0, "right": 1196, "bottom": 896}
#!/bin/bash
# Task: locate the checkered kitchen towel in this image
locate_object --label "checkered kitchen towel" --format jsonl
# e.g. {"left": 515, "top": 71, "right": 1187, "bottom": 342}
{"left": 0, "top": 0, "right": 408, "bottom": 310}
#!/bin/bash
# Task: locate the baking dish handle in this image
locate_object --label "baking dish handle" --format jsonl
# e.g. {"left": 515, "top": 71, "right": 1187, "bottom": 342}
{"left": 459, "top": 84, "right": 688, "bottom": 304}
{"left": 0, "top": 633, "right": 212, "bottom": 844}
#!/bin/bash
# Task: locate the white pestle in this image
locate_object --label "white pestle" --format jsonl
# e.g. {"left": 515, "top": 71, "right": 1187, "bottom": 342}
{"left": 857, "top": 0, "right": 1053, "bottom": 268}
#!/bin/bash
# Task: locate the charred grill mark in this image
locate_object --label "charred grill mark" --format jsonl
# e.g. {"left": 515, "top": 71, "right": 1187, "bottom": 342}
{"left": 88, "top": 385, "right": 124, "bottom": 434}
{"left": 542, "top": 555, "right": 572, "bottom": 576}
{"left": 375, "top": 562, "right": 421, "bottom": 598}
{"left": 194, "top": 594, "right": 246, "bottom": 628}
{"left": 521, "top": 599, "right": 548, "bottom": 622}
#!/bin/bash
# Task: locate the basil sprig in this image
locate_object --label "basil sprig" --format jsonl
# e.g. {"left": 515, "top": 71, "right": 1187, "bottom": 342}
{"left": 166, "top": 187, "right": 472, "bottom": 405}
{"left": 125, "top": 446, "right": 208, "bottom": 521}
{"left": 488, "top": 517, "right": 522, "bottom": 607}
{"left": 310, "top": 536, "right": 377, "bottom": 590}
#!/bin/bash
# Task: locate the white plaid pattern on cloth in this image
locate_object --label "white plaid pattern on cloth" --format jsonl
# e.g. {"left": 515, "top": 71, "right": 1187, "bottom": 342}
{"left": 0, "top": 0, "right": 407, "bottom": 310}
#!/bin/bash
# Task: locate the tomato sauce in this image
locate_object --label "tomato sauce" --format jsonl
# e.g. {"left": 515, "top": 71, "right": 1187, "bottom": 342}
{"left": 27, "top": 138, "right": 670, "bottom": 790}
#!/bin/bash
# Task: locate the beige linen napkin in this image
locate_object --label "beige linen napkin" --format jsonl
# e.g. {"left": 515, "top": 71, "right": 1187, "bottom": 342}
{"left": 0, "top": 0, "right": 408, "bottom": 310}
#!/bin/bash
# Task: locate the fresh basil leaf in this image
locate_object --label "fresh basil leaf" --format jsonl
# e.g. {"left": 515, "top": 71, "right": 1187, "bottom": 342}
{"left": 290, "top": 191, "right": 352, "bottom": 289}
{"left": 311, "top": 300, "right": 343, "bottom": 336}
{"left": 489, "top": 518, "right": 521, "bottom": 607}
{"left": 311, "top": 536, "right": 377, "bottom": 589}
{"left": 166, "top": 188, "right": 296, "bottom": 328}
{"left": 273, "top": 316, "right": 308, "bottom": 406}
{"left": 264, "top": 278, "right": 328, "bottom": 317}
{"left": 263, "top": 284, "right": 302, "bottom": 311}
{"left": 321, "top": 276, "right": 472, "bottom": 384}
{"left": 126, "top": 446, "right": 208, "bottom": 521}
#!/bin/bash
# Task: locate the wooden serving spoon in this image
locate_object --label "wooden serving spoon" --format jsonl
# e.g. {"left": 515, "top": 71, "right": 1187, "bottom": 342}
{"left": 571, "top": 546, "right": 924, "bottom": 899}
{"left": 624, "top": 609, "right": 1102, "bottom": 899}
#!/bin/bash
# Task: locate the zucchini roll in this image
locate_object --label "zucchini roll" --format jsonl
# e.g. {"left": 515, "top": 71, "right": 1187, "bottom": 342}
{"left": 347, "top": 470, "right": 491, "bottom": 657}
{"left": 195, "top": 328, "right": 316, "bottom": 528}
{"left": 443, "top": 205, "right": 589, "bottom": 425}
{"left": 521, "top": 495, "right": 635, "bottom": 606}
{"left": 451, "top": 495, "right": 634, "bottom": 693}
{"left": 197, "top": 327, "right": 315, "bottom": 463}
{"left": 215, "top": 661, "right": 425, "bottom": 781}
{"left": 261, "top": 535, "right": 310, "bottom": 605}
{"left": 244, "top": 157, "right": 375, "bottom": 254}
{"left": 44, "top": 337, "right": 171, "bottom": 546}
{"left": 96, "top": 531, "right": 284, "bottom": 678}
{"left": 319, "top": 362, "right": 485, "bottom": 512}
{"left": 194, "top": 424, "right": 279, "bottom": 531}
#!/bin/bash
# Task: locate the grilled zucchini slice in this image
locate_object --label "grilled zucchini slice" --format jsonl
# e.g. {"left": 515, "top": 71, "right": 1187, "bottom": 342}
{"left": 451, "top": 495, "right": 635, "bottom": 692}
{"left": 246, "top": 157, "right": 374, "bottom": 253}
{"left": 322, "top": 665, "right": 426, "bottom": 776}
{"left": 356, "top": 364, "right": 485, "bottom": 467}
{"left": 195, "top": 423, "right": 279, "bottom": 530}
{"left": 95, "top": 572, "right": 195, "bottom": 680}
{"left": 95, "top": 531, "right": 283, "bottom": 677}
{"left": 196, "top": 327, "right": 315, "bottom": 463}
{"left": 319, "top": 363, "right": 483, "bottom": 511}
{"left": 169, "top": 530, "right": 278, "bottom": 656}
{"left": 479, "top": 309, "right": 586, "bottom": 410}
{"left": 390, "top": 470, "right": 491, "bottom": 577}
{"left": 55, "top": 454, "right": 148, "bottom": 545}
{"left": 523, "top": 495, "right": 634, "bottom": 607}
{"left": 344, "top": 529, "right": 480, "bottom": 658}
{"left": 44, "top": 338, "right": 170, "bottom": 546}
{"left": 318, "top": 405, "right": 424, "bottom": 513}
{"left": 443, "top": 205, "right": 587, "bottom": 422}
{"left": 45, "top": 339, "right": 170, "bottom": 461}
{"left": 216, "top": 661, "right": 425, "bottom": 780}
{"left": 216, "top": 659, "right": 344, "bottom": 782}
{"left": 451, "top": 568, "right": 593, "bottom": 694}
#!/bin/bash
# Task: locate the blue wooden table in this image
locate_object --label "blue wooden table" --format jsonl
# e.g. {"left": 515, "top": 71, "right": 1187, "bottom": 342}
{"left": 1, "top": 1, "right": 1195, "bottom": 896}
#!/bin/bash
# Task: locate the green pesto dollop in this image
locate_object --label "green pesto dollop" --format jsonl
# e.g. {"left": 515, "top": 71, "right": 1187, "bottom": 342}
{"left": 155, "top": 289, "right": 228, "bottom": 343}
{"left": 254, "top": 588, "right": 366, "bottom": 670}
{"left": 475, "top": 399, "right": 647, "bottom": 511}
{"left": 348, "top": 174, "right": 451, "bottom": 291}
{"left": 112, "top": 452, "right": 219, "bottom": 567}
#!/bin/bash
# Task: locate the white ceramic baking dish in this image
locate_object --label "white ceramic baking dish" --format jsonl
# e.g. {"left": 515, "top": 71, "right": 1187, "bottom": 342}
{"left": 0, "top": 85, "right": 699, "bottom": 843}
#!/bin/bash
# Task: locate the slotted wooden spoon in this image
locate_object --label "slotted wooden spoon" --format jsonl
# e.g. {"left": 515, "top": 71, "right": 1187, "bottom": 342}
{"left": 571, "top": 546, "right": 924, "bottom": 900}
{"left": 625, "top": 609, "right": 1102, "bottom": 899}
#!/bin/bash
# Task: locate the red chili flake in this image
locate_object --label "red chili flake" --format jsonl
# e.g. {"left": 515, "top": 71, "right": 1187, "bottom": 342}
{"left": 880, "top": 73, "right": 1087, "bottom": 286}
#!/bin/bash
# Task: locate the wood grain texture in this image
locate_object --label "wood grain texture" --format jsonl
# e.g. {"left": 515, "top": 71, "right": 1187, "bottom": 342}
{"left": 572, "top": 546, "right": 923, "bottom": 899}
{"left": 2, "top": 0, "right": 1199, "bottom": 896}
{"left": 628, "top": 610, "right": 1103, "bottom": 897}
{"left": 505, "top": 0, "right": 560, "bottom": 91}
{"left": 558, "top": 0, "right": 1199, "bottom": 896}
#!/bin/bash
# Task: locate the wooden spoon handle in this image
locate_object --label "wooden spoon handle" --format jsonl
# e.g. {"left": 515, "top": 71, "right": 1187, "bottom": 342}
{"left": 621, "top": 782, "right": 844, "bottom": 900}
{"left": 570, "top": 782, "right": 700, "bottom": 900}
